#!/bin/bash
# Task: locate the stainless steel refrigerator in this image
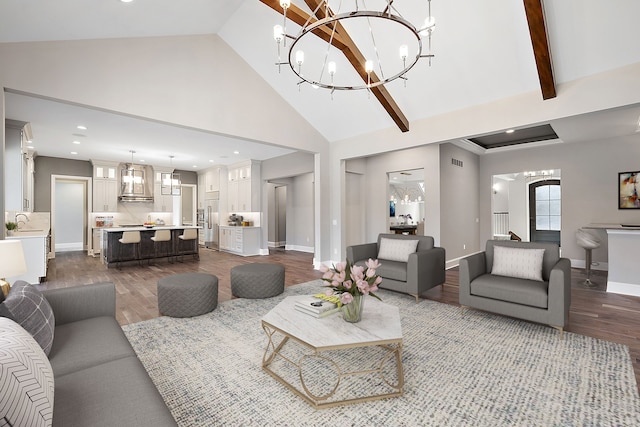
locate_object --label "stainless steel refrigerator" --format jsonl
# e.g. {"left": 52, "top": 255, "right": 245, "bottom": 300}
{"left": 204, "top": 198, "right": 219, "bottom": 249}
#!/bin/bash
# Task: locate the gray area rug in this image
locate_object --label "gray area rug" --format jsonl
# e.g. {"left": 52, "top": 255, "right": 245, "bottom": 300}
{"left": 123, "top": 280, "right": 640, "bottom": 426}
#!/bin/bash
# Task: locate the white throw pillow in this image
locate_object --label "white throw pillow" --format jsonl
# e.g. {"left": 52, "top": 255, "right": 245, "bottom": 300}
{"left": 378, "top": 238, "right": 419, "bottom": 262}
{"left": 491, "top": 246, "right": 545, "bottom": 281}
{"left": 0, "top": 317, "right": 55, "bottom": 427}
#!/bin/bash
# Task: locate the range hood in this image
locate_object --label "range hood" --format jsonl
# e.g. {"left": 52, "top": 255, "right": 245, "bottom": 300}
{"left": 118, "top": 163, "right": 154, "bottom": 202}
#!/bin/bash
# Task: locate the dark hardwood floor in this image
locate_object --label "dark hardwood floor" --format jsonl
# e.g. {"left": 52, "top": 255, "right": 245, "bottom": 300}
{"left": 41, "top": 248, "right": 640, "bottom": 392}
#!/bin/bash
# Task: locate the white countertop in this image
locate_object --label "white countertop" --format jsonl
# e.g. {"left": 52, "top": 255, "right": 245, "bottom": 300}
{"left": 103, "top": 225, "right": 201, "bottom": 232}
{"left": 7, "top": 230, "right": 49, "bottom": 238}
{"left": 585, "top": 223, "right": 640, "bottom": 230}
{"left": 219, "top": 225, "right": 260, "bottom": 229}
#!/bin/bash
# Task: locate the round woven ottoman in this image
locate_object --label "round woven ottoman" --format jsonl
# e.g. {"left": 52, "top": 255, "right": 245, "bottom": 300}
{"left": 157, "top": 273, "right": 218, "bottom": 317}
{"left": 231, "top": 263, "right": 285, "bottom": 299}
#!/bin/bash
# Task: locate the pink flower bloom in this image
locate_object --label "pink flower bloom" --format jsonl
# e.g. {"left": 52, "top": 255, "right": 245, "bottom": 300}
{"left": 335, "top": 261, "right": 347, "bottom": 272}
{"left": 319, "top": 264, "right": 330, "bottom": 273}
{"left": 341, "top": 293, "right": 354, "bottom": 304}
{"left": 374, "top": 276, "right": 382, "bottom": 285}
{"left": 350, "top": 265, "right": 365, "bottom": 282}
{"left": 322, "top": 271, "right": 334, "bottom": 280}
{"left": 357, "top": 280, "right": 370, "bottom": 295}
{"left": 343, "top": 280, "right": 352, "bottom": 290}
{"left": 370, "top": 284, "right": 378, "bottom": 293}
{"left": 365, "top": 258, "right": 381, "bottom": 269}
{"left": 366, "top": 268, "right": 377, "bottom": 278}
{"left": 324, "top": 289, "right": 334, "bottom": 296}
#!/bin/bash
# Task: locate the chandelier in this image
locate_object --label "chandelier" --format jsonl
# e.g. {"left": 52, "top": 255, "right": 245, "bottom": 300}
{"left": 272, "top": 0, "right": 436, "bottom": 93}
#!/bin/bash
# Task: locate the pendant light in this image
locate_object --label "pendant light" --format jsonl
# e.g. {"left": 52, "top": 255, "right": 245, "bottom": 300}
{"left": 161, "top": 155, "right": 181, "bottom": 196}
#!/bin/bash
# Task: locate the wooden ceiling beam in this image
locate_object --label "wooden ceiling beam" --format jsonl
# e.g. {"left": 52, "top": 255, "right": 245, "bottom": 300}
{"left": 260, "top": 0, "right": 410, "bottom": 132}
{"left": 523, "top": 0, "right": 556, "bottom": 100}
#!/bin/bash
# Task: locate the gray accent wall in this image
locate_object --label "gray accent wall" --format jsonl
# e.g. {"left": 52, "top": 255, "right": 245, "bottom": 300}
{"left": 479, "top": 134, "right": 640, "bottom": 264}
{"left": 175, "top": 170, "right": 197, "bottom": 185}
{"left": 439, "top": 143, "right": 481, "bottom": 263}
{"left": 34, "top": 156, "right": 92, "bottom": 212}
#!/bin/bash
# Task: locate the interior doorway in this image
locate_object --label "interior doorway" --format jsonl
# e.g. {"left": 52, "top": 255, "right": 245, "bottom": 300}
{"left": 529, "top": 179, "right": 561, "bottom": 245}
{"left": 51, "top": 175, "right": 91, "bottom": 256}
{"left": 274, "top": 185, "right": 287, "bottom": 248}
{"left": 492, "top": 170, "right": 561, "bottom": 242}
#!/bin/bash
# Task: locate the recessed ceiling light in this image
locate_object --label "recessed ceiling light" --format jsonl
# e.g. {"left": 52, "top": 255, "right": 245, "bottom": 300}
{"left": 139, "top": 159, "right": 145, "bottom": 162}
{"left": 120, "top": 0, "right": 133, "bottom": 3}
{"left": 72, "top": 140, "right": 81, "bottom": 145}
{"left": 77, "top": 125, "right": 87, "bottom": 130}
{"left": 209, "top": 159, "right": 214, "bottom": 163}
{"left": 505, "top": 129, "right": 515, "bottom": 134}
{"left": 192, "top": 165, "right": 198, "bottom": 168}
{"left": 233, "top": 151, "right": 239, "bottom": 155}
{"left": 70, "top": 151, "right": 78, "bottom": 155}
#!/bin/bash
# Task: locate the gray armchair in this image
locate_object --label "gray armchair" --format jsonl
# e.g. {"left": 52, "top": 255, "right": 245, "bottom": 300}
{"left": 347, "top": 233, "right": 446, "bottom": 302}
{"left": 459, "top": 240, "right": 571, "bottom": 335}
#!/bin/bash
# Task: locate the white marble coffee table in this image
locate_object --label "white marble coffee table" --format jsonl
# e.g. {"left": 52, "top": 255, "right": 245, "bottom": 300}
{"left": 261, "top": 295, "right": 403, "bottom": 408}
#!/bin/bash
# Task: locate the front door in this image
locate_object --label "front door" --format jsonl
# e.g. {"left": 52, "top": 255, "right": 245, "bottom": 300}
{"left": 529, "top": 179, "right": 561, "bottom": 246}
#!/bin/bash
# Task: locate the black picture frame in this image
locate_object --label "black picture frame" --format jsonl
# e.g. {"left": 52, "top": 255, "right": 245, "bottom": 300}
{"left": 618, "top": 171, "right": 640, "bottom": 209}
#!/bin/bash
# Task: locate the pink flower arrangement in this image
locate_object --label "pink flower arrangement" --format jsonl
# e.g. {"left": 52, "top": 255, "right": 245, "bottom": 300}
{"left": 319, "top": 259, "right": 383, "bottom": 305}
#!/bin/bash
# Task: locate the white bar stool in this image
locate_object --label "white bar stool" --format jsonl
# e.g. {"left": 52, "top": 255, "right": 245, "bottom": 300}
{"left": 150, "top": 229, "right": 173, "bottom": 264}
{"left": 576, "top": 228, "right": 601, "bottom": 287}
{"left": 177, "top": 228, "right": 199, "bottom": 262}
{"left": 118, "top": 230, "right": 141, "bottom": 269}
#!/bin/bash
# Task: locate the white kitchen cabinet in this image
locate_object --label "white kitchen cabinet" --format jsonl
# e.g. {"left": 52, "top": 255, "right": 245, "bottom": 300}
{"left": 205, "top": 168, "right": 220, "bottom": 193}
{"left": 219, "top": 226, "right": 260, "bottom": 256}
{"left": 153, "top": 167, "right": 174, "bottom": 213}
{"left": 93, "top": 179, "right": 118, "bottom": 212}
{"left": 227, "top": 160, "right": 260, "bottom": 213}
{"left": 7, "top": 234, "right": 49, "bottom": 284}
{"left": 5, "top": 120, "right": 35, "bottom": 212}
{"left": 91, "top": 228, "right": 103, "bottom": 256}
{"left": 92, "top": 161, "right": 119, "bottom": 212}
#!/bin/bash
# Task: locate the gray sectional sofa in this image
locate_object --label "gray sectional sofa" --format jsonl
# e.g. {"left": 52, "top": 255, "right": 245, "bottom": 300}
{"left": 2, "top": 282, "right": 177, "bottom": 427}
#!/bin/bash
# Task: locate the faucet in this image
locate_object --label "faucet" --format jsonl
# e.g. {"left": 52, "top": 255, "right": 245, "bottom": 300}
{"left": 15, "top": 213, "right": 29, "bottom": 229}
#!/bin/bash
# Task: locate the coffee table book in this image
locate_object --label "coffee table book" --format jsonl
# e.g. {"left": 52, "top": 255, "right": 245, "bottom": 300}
{"left": 294, "top": 296, "right": 338, "bottom": 317}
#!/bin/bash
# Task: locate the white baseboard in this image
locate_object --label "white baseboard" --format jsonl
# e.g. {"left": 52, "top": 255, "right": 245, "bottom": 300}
{"left": 55, "top": 242, "right": 83, "bottom": 252}
{"left": 284, "top": 244, "right": 314, "bottom": 253}
{"left": 569, "top": 259, "right": 608, "bottom": 271}
{"left": 445, "top": 251, "right": 483, "bottom": 270}
{"left": 267, "top": 240, "right": 287, "bottom": 248}
{"left": 607, "top": 281, "right": 640, "bottom": 297}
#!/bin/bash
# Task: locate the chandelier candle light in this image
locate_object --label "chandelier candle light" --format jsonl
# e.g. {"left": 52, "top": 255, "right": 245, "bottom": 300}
{"left": 272, "top": 0, "right": 436, "bottom": 94}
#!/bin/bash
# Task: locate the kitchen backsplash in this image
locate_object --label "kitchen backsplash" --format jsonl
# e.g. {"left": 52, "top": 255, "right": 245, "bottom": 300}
{"left": 5, "top": 211, "right": 51, "bottom": 232}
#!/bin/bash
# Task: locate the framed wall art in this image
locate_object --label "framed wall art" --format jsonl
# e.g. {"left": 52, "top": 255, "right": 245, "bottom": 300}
{"left": 618, "top": 171, "right": 640, "bottom": 209}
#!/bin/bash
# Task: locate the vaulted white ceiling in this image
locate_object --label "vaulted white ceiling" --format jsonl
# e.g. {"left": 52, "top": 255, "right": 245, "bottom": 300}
{"left": 2, "top": 0, "right": 640, "bottom": 168}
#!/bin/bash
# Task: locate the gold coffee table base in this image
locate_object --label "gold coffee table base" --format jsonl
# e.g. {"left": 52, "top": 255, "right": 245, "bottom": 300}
{"left": 262, "top": 322, "right": 404, "bottom": 409}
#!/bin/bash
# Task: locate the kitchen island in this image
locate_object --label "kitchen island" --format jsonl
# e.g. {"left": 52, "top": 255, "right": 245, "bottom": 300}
{"left": 585, "top": 223, "right": 640, "bottom": 297}
{"left": 101, "top": 226, "right": 200, "bottom": 267}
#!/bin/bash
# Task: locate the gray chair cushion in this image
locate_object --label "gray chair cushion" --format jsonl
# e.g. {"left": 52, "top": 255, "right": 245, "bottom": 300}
{"left": 53, "top": 357, "right": 177, "bottom": 427}
{"left": 470, "top": 274, "right": 549, "bottom": 309}
{"left": 157, "top": 273, "right": 218, "bottom": 317}
{"left": 231, "top": 263, "right": 285, "bottom": 299}
{"left": 374, "top": 260, "right": 408, "bottom": 282}
{"left": 49, "top": 316, "right": 136, "bottom": 377}
{"left": 0, "top": 281, "right": 55, "bottom": 356}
